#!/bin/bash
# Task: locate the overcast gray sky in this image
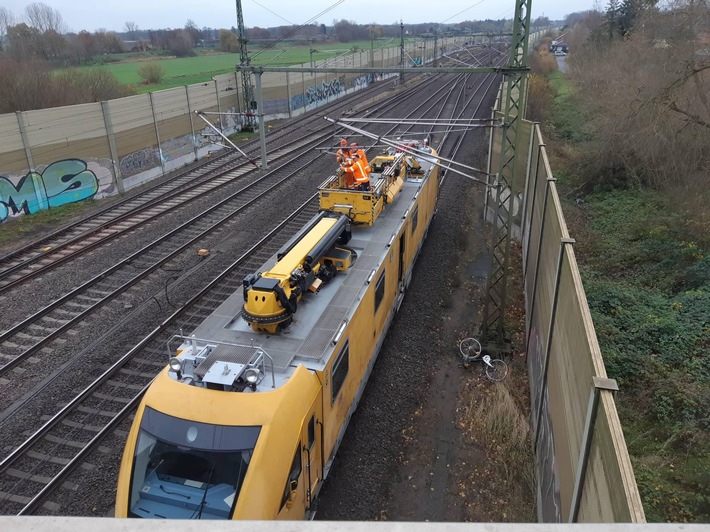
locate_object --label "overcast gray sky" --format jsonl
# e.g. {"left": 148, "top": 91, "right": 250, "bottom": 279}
{"left": 2, "top": 0, "right": 599, "bottom": 33}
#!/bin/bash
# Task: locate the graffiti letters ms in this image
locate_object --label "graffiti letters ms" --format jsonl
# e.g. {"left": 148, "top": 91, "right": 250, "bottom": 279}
{"left": 0, "top": 159, "right": 99, "bottom": 221}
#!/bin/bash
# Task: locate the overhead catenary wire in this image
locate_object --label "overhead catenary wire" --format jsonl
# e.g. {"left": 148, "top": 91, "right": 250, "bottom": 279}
{"left": 249, "top": 0, "right": 345, "bottom": 61}
{"left": 341, "top": 117, "right": 498, "bottom": 127}
{"left": 194, "top": 111, "right": 258, "bottom": 167}
{"left": 324, "top": 116, "right": 495, "bottom": 186}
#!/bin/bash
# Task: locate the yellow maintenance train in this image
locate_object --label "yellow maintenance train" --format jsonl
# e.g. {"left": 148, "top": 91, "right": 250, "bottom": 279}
{"left": 115, "top": 139, "right": 440, "bottom": 519}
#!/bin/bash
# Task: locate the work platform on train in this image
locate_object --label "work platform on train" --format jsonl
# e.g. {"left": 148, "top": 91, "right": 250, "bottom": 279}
{"left": 319, "top": 149, "right": 433, "bottom": 226}
{"left": 183, "top": 171, "right": 431, "bottom": 387}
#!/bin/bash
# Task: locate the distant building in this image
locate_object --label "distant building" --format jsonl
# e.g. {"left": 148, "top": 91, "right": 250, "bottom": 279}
{"left": 121, "top": 40, "right": 152, "bottom": 52}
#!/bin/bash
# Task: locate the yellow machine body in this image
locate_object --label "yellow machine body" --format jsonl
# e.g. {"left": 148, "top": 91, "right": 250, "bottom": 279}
{"left": 319, "top": 151, "right": 424, "bottom": 226}
{"left": 241, "top": 215, "right": 351, "bottom": 334}
{"left": 115, "top": 143, "right": 440, "bottom": 521}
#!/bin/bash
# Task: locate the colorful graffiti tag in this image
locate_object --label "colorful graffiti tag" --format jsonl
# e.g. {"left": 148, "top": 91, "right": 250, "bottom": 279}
{"left": 354, "top": 73, "right": 374, "bottom": 89}
{"left": 290, "top": 78, "right": 345, "bottom": 110}
{"left": 306, "top": 78, "right": 343, "bottom": 105}
{"left": 119, "top": 148, "right": 159, "bottom": 177}
{"left": 0, "top": 159, "right": 103, "bottom": 222}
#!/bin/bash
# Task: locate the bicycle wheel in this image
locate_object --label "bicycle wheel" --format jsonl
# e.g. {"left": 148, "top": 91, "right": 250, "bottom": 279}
{"left": 459, "top": 337, "right": 482, "bottom": 362}
{"left": 484, "top": 357, "right": 508, "bottom": 382}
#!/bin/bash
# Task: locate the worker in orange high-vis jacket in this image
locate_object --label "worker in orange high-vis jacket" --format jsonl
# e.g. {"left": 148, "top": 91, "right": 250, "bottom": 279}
{"left": 350, "top": 142, "right": 371, "bottom": 177}
{"left": 350, "top": 156, "right": 370, "bottom": 190}
{"left": 339, "top": 157, "right": 357, "bottom": 188}
{"left": 336, "top": 138, "right": 351, "bottom": 164}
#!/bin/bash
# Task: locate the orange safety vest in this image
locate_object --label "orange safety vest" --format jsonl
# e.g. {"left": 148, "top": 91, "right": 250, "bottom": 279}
{"left": 336, "top": 148, "right": 351, "bottom": 164}
{"left": 352, "top": 149, "right": 371, "bottom": 176}
{"left": 340, "top": 158, "right": 357, "bottom": 188}
{"left": 351, "top": 158, "right": 370, "bottom": 188}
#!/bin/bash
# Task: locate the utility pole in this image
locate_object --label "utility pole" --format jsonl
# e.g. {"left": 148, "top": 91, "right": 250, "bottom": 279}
{"left": 433, "top": 32, "right": 438, "bottom": 67}
{"left": 235, "top": 0, "right": 255, "bottom": 131}
{"left": 399, "top": 20, "right": 405, "bottom": 85}
{"left": 479, "top": 0, "right": 532, "bottom": 353}
{"left": 370, "top": 26, "right": 374, "bottom": 69}
{"left": 310, "top": 47, "right": 316, "bottom": 68}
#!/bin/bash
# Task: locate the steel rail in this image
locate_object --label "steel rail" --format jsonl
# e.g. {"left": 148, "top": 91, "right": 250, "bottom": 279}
{"left": 0, "top": 196, "right": 320, "bottom": 515}
{"left": 0, "top": 47, "right": 499, "bottom": 514}
{"left": 0, "top": 79, "right": 395, "bottom": 286}
{"left": 0, "top": 137, "right": 334, "bottom": 378}
{"left": 0, "top": 134, "right": 322, "bottom": 293}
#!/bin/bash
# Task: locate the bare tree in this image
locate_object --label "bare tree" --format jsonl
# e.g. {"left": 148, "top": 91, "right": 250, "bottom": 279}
{"left": 6, "top": 22, "right": 41, "bottom": 59}
{"left": 219, "top": 29, "right": 239, "bottom": 52}
{"left": 138, "top": 61, "right": 164, "bottom": 84}
{"left": 124, "top": 21, "right": 138, "bottom": 40}
{"left": 24, "top": 2, "right": 65, "bottom": 33}
{"left": 168, "top": 29, "right": 195, "bottom": 56}
{"left": 15, "top": 3, "right": 67, "bottom": 59}
{"left": 0, "top": 7, "right": 16, "bottom": 50}
{"left": 568, "top": 1, "right": 710, "bottom": 229}
{"left": 64, "top": 30, "right": 96, "bottom": 63}
{"left": 184, "top": 19, "right": 200, "bottom": 44}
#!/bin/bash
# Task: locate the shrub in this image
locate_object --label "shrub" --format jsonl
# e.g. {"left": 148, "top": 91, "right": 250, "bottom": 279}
{"left": 55, "top": 68, "right": 136, "bottom": 102}
{"left": 138, "top": 61, "right": 164, "bottom": 84}
{"left": 0, "top": 58, "right": 135, "bottom": 112}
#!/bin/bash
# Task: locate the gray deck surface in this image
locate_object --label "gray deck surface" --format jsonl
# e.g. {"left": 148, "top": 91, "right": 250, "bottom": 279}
{"left": 188, "top": 164, "right": 432, "bottom": 382}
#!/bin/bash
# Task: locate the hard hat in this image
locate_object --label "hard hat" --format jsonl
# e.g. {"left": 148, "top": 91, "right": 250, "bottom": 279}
{"left": 350, "top": 142, "right": 358, "bottom": 148}
{"left": 340, "top": 138, "right": 348, "bottom": 146}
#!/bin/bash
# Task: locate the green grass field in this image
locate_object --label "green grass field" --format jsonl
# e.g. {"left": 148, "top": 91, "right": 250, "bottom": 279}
{"left": 78, "top": 40, "right": 402, "bottom": 93}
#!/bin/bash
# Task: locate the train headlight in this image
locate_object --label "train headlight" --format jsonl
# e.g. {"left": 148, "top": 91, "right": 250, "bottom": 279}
{"left": 169, "top": 357, "right": 183, "bottom": 373}
{"left": 244, "top": 367, "right": 261, "bottom": 385}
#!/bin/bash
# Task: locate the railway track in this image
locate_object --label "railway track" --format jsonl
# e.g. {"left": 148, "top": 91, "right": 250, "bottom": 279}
{"left": 0, "top": 147, "right": 330, "bottom": 382}
{"left": 0, "top": 71, "right": 470, "bottom": 390}
{"left": 0, "top": 196, "right": 321, "bottom": 515}
{"left": 0, "top": 47, "right": 503, "bottom": 515}
{"left": 0, "top": 78, "right": 395, "bottom": 292}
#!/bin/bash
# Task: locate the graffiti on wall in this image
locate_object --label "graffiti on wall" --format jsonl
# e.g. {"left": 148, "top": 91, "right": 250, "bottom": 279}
{"left": 307, "top": 78, "right": 343, "bottom": 105}
{"left": 290, "top": 93, "right": 306, "bottom": 111}
{"left": 120, "top": 148, "right": 159, "bottom": 177}
{"left": 0, "top": 158, "right": 114, "bottom": 222}
{"left": 160, "top": 137, "right": 194, "bottom": 163}
{"left": 290, "top": 78, "right": 345, "bottom": 110}
{"left": 194, "top": 107, "right": 241, "bottom": 149}
{"left": 354, "top": 73, "right": 374, "bottom": 89}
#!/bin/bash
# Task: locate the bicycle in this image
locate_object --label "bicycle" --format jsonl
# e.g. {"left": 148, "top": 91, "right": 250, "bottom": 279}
{"left": 458, "top": 337, "right": 509, "bottom": 382}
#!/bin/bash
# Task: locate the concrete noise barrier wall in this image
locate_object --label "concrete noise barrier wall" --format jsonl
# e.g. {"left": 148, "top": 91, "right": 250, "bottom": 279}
{"left": 0, "top": 38, "right": 480, "bottom": 223}
{"left": 488, "top": 109, "right": 645, "bottom": 522}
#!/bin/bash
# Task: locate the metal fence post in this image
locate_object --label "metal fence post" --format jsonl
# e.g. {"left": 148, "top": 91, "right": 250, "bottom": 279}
{"left": 184, "top": 86, "right": 199, "bottom": 160}
{"left": 100, "top": 101, "right": 124, "bottom": 194}
{"left": 214, "top": 79, "right": 223, "bottom": 132}
{"left": 569, "top": 377, "right": 619, "bottom": 522}
{"left": 15, "top": 111, "right": 34, "bottom": 172}
{"left": 255, "top": 72, "right": 268, "bottom": 171}
{"left": 524, "top": 138, "right": 544, "bottom": 276}
{"left": 520, "top": 121, "right": 537, "bottom": 241}
{"left": 148, "top": 92, "right": 165, "bottom": 176}
{"left": 286, "top": 71, "right": 292, "bottom": 119}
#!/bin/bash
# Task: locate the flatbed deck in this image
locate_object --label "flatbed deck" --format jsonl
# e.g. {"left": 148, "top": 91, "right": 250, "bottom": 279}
{"left": 184, "top": 165, "right": 433, "bottom": 386}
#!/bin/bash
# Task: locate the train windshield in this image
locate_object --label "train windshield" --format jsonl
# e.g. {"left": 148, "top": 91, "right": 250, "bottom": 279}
{"left": 128, "top": 407, "right": 261, "bottom": 519}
